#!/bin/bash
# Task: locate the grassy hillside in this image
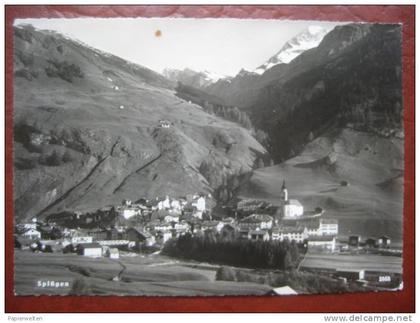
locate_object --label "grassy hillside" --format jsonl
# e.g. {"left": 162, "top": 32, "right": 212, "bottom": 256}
{"left": 238, "top": 128, "right": 403, "bottom": 241}
{"left": 13, "top": 25, "right": 265, "bottom": 221}
{"left": 14, "top": 251, "right": 272, "bottom": 296}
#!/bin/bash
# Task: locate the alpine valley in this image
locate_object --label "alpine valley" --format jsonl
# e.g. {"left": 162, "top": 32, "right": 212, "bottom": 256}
{"left": 13, "top": 23, "right": 403, "bottom": 242}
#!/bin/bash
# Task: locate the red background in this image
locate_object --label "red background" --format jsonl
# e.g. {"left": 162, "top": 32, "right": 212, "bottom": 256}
{"left": 5, "top": 5, "right": 415, "bottom": 313}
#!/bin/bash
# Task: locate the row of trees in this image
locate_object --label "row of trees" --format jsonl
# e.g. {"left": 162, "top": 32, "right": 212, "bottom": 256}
{"left": 162, "top": 232, "right": 301, "bottom": 270}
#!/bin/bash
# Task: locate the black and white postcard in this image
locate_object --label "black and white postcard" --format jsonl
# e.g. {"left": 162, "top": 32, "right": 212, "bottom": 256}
{"left": 12, "top": 18, "right": 403, "bottom": 296}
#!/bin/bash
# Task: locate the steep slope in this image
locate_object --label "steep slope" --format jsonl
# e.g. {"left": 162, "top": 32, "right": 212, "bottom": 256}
{"left": 239, "top": 128, "right": 404, "bottom": 242}
{"left": 13, "top": 25, "right": 266, "bottom": 221}
{"left": 251, "top": 24, "right": 402, "bottom": 161}
{"left": 232, "top": 24, "right": 403, "bottom": 242}
{"left": 254, "top": 25, "right": 331, "bottom": 74}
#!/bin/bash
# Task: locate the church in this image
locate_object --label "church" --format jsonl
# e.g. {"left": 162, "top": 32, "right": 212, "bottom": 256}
{"left": 280, "top": 180, "right": 304, "bottom": 218}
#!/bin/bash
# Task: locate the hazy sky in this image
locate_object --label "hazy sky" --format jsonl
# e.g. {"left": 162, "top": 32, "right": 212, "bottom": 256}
{"left": 15, "top": 18, "right": 342, "bottom": 76}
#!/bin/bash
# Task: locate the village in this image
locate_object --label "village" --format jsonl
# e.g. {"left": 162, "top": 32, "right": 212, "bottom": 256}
{"left": 14, "top": 180, "right": 402, "bottom": 290}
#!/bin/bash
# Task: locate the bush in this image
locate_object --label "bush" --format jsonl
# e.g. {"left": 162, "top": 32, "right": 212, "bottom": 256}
{"left": 14, "top": 69, "right": 38, "bottom": 81}
{"left": 39, "top": 150, "right": 63, "bottom": 167}
{"left": 47, "top": 150, "right": 62, "bottom": 166}
{"left": 62, "top": 150, "right": 73, "bottom": 163}
{"left": 45, "top": 59, "right": 84, "bottom": 83}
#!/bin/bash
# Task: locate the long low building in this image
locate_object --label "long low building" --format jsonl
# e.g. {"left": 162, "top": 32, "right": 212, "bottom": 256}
{"left": 307, "top": 235, "right": 336, "bottom": 251}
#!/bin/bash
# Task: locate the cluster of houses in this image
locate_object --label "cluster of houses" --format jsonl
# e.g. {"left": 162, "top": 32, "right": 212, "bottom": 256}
{"left": 15, "top": 182, "right": 395, "bottom": 260}
{"left": 116, "top": 194, "right": 207, "bottom": 221}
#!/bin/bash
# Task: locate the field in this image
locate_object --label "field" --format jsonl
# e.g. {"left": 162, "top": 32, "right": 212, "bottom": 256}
{"left": 14, "top": 250, "right": 272, "bottom": 296}
{"left": 300, "top": 253, "right": 402, "bottom": 274}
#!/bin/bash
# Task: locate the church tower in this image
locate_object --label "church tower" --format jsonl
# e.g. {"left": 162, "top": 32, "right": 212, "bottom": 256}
{"left": 281, "top": 180, "right": 288, "bottom": 202}
{"left": 280, "top": 180, "right": 288, "bottom": 219}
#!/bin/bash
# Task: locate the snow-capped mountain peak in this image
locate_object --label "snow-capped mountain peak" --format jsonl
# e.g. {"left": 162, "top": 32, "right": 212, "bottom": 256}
{"left": 254, "top": 25, "right": 331, "bottom": 75}
{"left": 202, "top": 70, "right": 226, "bottom": 82}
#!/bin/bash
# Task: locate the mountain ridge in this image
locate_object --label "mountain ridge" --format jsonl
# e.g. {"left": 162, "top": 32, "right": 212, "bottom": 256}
{"left": 13, "top": 24, "right": 266, "bottom": 221}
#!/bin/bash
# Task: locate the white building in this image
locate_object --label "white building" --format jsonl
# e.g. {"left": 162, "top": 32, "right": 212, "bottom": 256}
{"left": 280, "top": 181, "right": 304, "bottom": 218}
{"left": 78, "top": 243, "right": 102, "bottom": 257}
{"left": 272, "top": 227, "right": 308, "bottom": 243}
{"left": 192, "top": 196, "right": 206, "bottom": 212}
{"left": 159, "top": 120, "right": 171, "bottom": 128}
{"left": 269, "top": 286, "right": 298, "bottom": 295}
{"left": 71, "top": 236, "right": 93, "bottom": 244}
{"left": 158, "top": 196, "right": 171, "bottom": 210}
{"left": 22, "top": 228, "right": 41, "bottom": 240}
{"left": 174, "top": 221, "right": 190, "bottom": 233}
{"left": 164, "top": 215, "right": 179, "bottom": 223}
{"left": 23, "top": 223, "right": 37, "bottom": 230}
{"left": 239, "top": 214, "right": 273, "bottom": 230}
{"left": 283, "top": 199, "right": 304, "bottom": 218}
{"left": 319, "top": 219, "right": 339, "bottom": 236}
{"left": 307, "top": 236, "right": 336, "bottom": 251}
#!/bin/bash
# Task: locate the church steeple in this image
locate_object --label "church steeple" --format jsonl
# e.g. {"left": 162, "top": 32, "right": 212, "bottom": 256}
{"left": 281, "top": 180, "right": 288, "bottom": 202}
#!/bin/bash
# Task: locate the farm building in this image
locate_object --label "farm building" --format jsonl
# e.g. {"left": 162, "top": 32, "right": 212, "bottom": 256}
{"left": 77, "top": 243, "right": 102, "bottom": 257}
{"left": 159, "top": 120, "right": 171, "bottom": 128}
{"left": 348, "top": 235, "right": 361, "bottom": 247}
{"left": 307, "top": 235, "right": 336, "bottom": 251}
{"left": 124, "top": 227, "right": 156, "bottom": 246}
{"left": 365, "top": 238, "right": 377, "bottom": 248}
{"left": 378, "top": 235, "right": 391, "bottom": 248}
